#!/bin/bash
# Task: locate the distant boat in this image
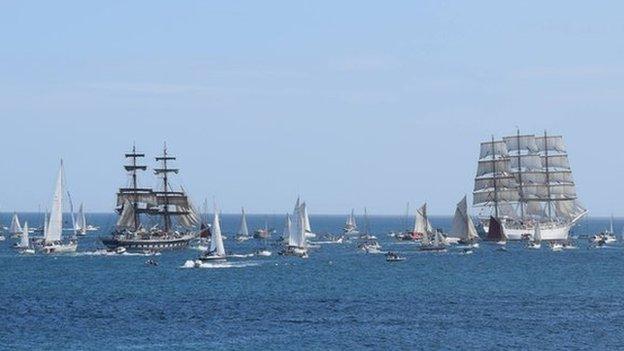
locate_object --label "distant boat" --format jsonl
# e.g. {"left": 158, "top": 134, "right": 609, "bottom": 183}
{"left": 485, "top": 216, "right": 507, "bottom": 245}
{"left": 449, "top": 196, "right": 480, "bottom": 247}
{"left": 74, "top": 203, "right": 94, "bottom": 236}
{"left": 590, "top": 215, "right": 617, "bottom": 244}
{"left": 418, "top": 203, "right": 446, "bottom": 252}
{"left": 343, "top": 209, "right": 359, "bottom": 235}
{"left": 199, "top": 205, "right": 227, "bottom": 262}
{"left": 358, "top": 207, "right": 376, "bottom": 240}
{"left": 9, "top": 212, "right": 22, "bottom": 237}
{"left": 253, "top": 218, "right": 271, "bottom": 239}
{"left": 279, "top": 199, "right": 308, "bottom": 258}
{"left": 235, "top": 207, "right": 252, "bottom": 242}
{"left": 38, "top": 160, "right": 78, "bottom": 254}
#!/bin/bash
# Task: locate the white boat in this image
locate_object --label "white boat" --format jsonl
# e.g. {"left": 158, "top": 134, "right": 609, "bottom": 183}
{"left": 234, "top": 207, "right": 252, "bottom": 242}
{"left": 448, "top": 195, "right": 480, "bottom": 247}
{"left": 14, "top": 221, "right": 30, "bottom": 249}
{"left": 343, "top": 209, "right": 359, "bottom": 235}
{"left": 74, "top": 203, "right": 88, "bottom": 236}
{"left": 199, "top": 206, "right": 227, "bottom": 261}
{"left": 280, "top": 199, "right": 308, "bottom": 257}
{"left": 527, "top": 223, "right": 541, "bottom": 249}
{"left": 256, "top": 249, "right": 272, "bottom": 257}
{"left": 474, "top": 131, "right": 587, "bottom": 241}
{"left": 115, "top": 247, "right": 127, "bottom": 254}
{"left": 39, "top": 161, "right": 78, "bottom": 254}
{"left": 590, "top": 215, "right": 617, "bottom": 244}
{"left": 550, "top": 242, "right": 563, "bottom": 252}
{"left": 9, "top": 212, "right": 22, "bottom": 237}
{"left": 358, "top": 207, "right": 377, "bottom": 240}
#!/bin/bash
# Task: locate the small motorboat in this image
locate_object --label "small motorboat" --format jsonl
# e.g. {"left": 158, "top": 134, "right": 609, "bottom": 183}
{"left": 19, "top": 248, "right": 35, "bottom": 255}
{"left": 115, "top": 247, "right": 127, "bottom": 254}
{"left": 386, "top": 252, "right": 406, "bottom": 262}
{"left": 526, "top": 242, "right": 541, "bottom": 250}
{"left": 235, "top": 235, "right": 252, "bottom": 242}
{"left": 550, "top": 242, "right": 564, "bottom": 252}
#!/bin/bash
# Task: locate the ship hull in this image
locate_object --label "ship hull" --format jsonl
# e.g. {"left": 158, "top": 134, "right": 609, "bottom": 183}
{"left": 100, "top": 234, "right": 195, "bottom": 252}
{"left": 482, "top": 221, "right": 572, "bottom": 241}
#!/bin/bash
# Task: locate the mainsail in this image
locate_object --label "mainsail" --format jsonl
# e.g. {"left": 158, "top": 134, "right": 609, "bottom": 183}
{"left": 45, "top": 162, "right": 64, "bottom": 243}
{"left": 473, "top": 131, "right": 587, "bottom": 223}
{"left": 76, "top": 203, "right": 87, "bottom": 233}
{"left": 414, "top": 203, "right": 433, "bottom": 234}
{"left": 302, "top": 203, "right": 312, "bottom": 233}
{"left": 345, "top": 209, "right": 357, "bottom": 230}
{"left": 9, "top": 213, "right": 22, "bottom": 234}
{"left": 450, "top": 196, "right": 479, "bottom": 241}
{"left": 282, "top": 213, "right": 291, "bottom": 240}
{"left": 238, "top": 207, "right": 249, "bottom": 236}
{"left": 20, "top": 221, "right": 29, "bottom": 248}
{"left": 288, "top": 200, "right": 306, "bottom": 248}
{"left": 210, "top": 208, "right": 226, "bottom": 257}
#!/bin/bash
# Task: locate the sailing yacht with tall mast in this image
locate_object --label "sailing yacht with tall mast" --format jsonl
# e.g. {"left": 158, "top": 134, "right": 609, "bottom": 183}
{"left": 199, "top": 206, "right": 226, "bottom": 262}
{"left": 473, "top": 130, "right": 587, "bottom": 241}
{"left": 101, "top": 144, "right": 199, "bottom": 252}
{"left": 279, "top": 199, "right": 308, "bottom": 257}
{"left": 39, "top": 161, "right": 78, "bottom": 254}
{"left": 235, "top": 207, "right": 251, "bottom": 242}
{"left": 417, "top": 203, "right": 446, "bottom": 251}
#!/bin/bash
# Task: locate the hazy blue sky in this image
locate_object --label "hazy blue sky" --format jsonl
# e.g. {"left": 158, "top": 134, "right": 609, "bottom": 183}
{"left": 0, "top": 1, "right": 622, "bottom": 215}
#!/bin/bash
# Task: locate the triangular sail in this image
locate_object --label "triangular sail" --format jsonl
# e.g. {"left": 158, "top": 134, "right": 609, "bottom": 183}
{"left": 345, "top": 209, "right": 357, "bottom": 229}
{"left": 302, "top": 203, "right": 312, "bottom": 233}
{"left": 238, "top": 207, "right": 249, "bottom": 236}
{"left": 414, "top": 203, "right": 433, "bottom": 234}
{"left": 45, "top": 162, "right": 64, "bottom": 243}
{"left": 20, "top": 221, "right": 29, "bottom": 248}
{"left": 210, "top": 208, "right": 226, "bottom": 257}
{"left": 76, "top": 203, "right": 87, "bottom": 230}
{"left": 282, "top": 213, "right": 291, "bottom": 239}
{"left": 485, "top": 216, "right": 506, "bottom": 241}
{"left": 9, "top": 213, "right": 22, "bottom": 234}
{"left": 451, "top": 196, "right": 479, "bottom": 241}
{"left": 116, "top": 201, "right": 137, "bottom": 230}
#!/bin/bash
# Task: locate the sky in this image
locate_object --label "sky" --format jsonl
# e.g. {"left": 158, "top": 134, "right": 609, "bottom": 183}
{"left": 0, "top": 1, "right": 623, "bottom": 215}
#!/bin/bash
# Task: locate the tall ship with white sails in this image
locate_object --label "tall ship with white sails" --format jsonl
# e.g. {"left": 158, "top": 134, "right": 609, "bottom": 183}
{"left": 101, "top": 144, "right": 199, "bottom": 252}
{"left": 473, "top": 131, "right": 587, "bottom": 241}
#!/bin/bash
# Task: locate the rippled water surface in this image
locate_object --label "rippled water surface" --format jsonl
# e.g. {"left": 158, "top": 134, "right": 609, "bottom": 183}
{"left": 1, "top": 213, "right": 623, "bottom": 350}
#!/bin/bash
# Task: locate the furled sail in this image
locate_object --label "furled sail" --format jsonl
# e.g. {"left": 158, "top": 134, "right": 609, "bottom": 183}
{"left": 45, "top": 162, "right": 64, "bottom": 243}
{"left": 210, "top": 208, "right": 226, "bottom": 257}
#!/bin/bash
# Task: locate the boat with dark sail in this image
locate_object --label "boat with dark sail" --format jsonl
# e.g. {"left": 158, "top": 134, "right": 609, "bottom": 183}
{"left": 101, "top": 144, "right": 199, "bottom": 252}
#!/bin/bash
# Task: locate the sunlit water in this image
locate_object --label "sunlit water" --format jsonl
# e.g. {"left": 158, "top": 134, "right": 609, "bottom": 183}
{"left": 0, "top": 213, "right": 622, "bottom": 350}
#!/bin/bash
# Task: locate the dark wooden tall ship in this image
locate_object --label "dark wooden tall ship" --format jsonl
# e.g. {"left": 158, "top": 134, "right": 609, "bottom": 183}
{"left": 101, "top": 144, "right": 199, "bottom": 252}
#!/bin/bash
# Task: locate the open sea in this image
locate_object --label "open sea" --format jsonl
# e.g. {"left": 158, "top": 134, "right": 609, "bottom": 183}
{"left": 1, "top": 213, "right": 623, "bottom": 350}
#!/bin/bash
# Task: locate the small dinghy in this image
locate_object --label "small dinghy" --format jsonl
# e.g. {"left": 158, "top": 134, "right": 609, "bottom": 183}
{"left": 115, "top": 247, "right": 127, "bottom": 254}
{"left": 385, "top": 252, "right": 406, "bottom": 262}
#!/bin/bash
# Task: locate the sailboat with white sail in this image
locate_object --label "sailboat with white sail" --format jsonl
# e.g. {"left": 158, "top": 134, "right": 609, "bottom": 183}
{"left": 9, "top": 212, "right": 22, "bottom": 238}
{"left": 448, "top": 196, "right": 480, "bottom": 247}
{"left": 417, "top": 203, "right": 446, "bottom": 251}
{"left": 343, "top": 209, "right": 359, "bottom": 235}
{"left": 74, "top": 203, "right": 94, "bottom": 236}
{"left": 303, "top": 203, "right": 316, "bottom": 239}
{"left": 14, "top": 222, "right": 35, "bottom": 254}
{"left": 199, "top": 206, "right": 227, "bottom": 262}
{"left": 235, "top": 207, "right": 252, "bottom": 242}
{"left": 39, "top": 161, "right": 78, "bottom": 254}
{"left": 279, "top": 199, "right": 308, "bottom": 257}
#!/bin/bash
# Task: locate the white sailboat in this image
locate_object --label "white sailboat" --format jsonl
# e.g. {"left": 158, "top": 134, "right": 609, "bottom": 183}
{"left": 418, "top": 203, "right": 446, "bottom": 251}
{"left": 9, "top": 212, "right": 22, "bottom": 237}
{"left": 358, "top": 207, "right": 376, "bottom": 240}
{"left": 235, "top": 207, "right": 252, "bottom": 242}
{"left": 75, "top": 203, "right": 88, "bottom": 236}
{"left": 280, "top": 199, "right": 308, "bottom": 257}
{"left": 199, "top": 206, "right": 226, "bottom": 261}
{"left": 15, "top": 222, "right": 35, "bottom": 254}
{"left": 590, "top": 215, "right": 617, "bottom": 244}
{"left": 40, "top": 161, "right": 78, "bottom": 254}
{"left": 449, "top": 196, "right": 479, "bottom": 247}
{"left": 343, "top": 209, "right": 359, "bottom": 235}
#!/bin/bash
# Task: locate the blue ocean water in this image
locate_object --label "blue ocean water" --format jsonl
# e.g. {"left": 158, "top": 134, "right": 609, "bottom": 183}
{"left": 1, "top": 213, "right": 623, "bottom": 350}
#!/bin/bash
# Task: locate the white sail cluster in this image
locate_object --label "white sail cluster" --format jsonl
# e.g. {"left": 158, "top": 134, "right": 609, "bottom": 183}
{"left": 473, "top": 133, "right": 586, "bottom": 222}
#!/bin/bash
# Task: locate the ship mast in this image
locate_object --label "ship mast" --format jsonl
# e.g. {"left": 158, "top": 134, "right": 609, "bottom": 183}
{"left": 155, "top": 143, "right": 178, "bottom": 233}
{"left": 544, "top": 130, "right": 552, "bottom": 219}
{"left": 490, "top": 135, "right": 499, "bottom": 219}
{"left": 515, "top": 129, "right": 525, "bottom": 221}
{"left": 124, "top": 144, "right": 147, "bottom": 231}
